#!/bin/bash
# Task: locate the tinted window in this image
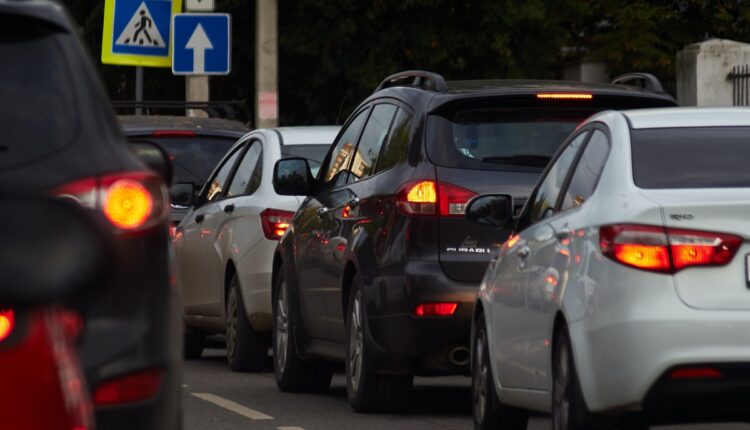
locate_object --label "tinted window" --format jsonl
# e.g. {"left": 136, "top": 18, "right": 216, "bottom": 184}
{"left": 528, "top": 132, "right": 588, "bottom": 222}
{"left": 228, "top": 142, "right": 262, "bottom": 197}
{"left": 632, "top": 127, "right": 750, "bottom": 188}
{"left": 427, "top": 108, "right": 595, "bottom": 171}
{"left": 145, "top": 137, "right": 236, "bottom": 185}
{"left": 323, "top": 110, "right": 368, "bottom": 186}
{"left": 206, "top": 148, "right": 242, "bottom": 202}
{"left": 375, "top": 108, "right": 412, "bottom": 173}
{"left": 282, "top": 144, "right": 330, "bottom": 177}
{"left": 0, "top": 19, "right": 77, "bottom": 171}
{"left": 561, "top": 130, "right": 610, "bottom": 210}
{"left": 351, "top": 104, "right": 397, "bottom": 180}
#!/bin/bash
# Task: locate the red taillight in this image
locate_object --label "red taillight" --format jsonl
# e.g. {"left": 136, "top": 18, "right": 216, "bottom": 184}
{"left": 398, "top": 180, "right": 476, "bottom": 217}
{"left": 600, "top": 225, "right": 742, "bottom": 273}
{"left": 536, "top": 93, "right": 593, "bottom": 100}
{"left": 260, "top": 209, "right": 294, "bottom": 240}
{"left": 93, "top": 368, "right": 163, "bottom": 406}
{"left": 414, "top": 303, "right": 458, "bottom": 317}
{"left": 52, "top": 172, "right": 168, "bottom": 233}
{"left": 669, "top": 367, "right": 723, "bottom": 380}
{"left": 0, "top": 309, "right": 14, "bottom": 342}
{"left": 151, "top": 130, "right": 196, "bottom": 138}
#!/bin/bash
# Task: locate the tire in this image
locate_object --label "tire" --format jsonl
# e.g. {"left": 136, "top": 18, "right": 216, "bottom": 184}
{"left": 553, "top": 327, "right": 598, "bottom": 430}
{"left": 273, "top": 266, "right": 333, "bottom": 392}
{"left": 226, "top": 274, "right": 269, "bottom": 372}
{"left": 472, "top": 314, "right": 528, "bottom": 430}
{"left": 345, "top": 275, "right": 413, "bottom": 413}
{"left": 184, "top": 329, "right": 205, "bottom": 360}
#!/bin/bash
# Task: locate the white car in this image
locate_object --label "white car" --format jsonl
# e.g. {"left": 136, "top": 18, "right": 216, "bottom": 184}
{"left": 467, "top": 107, "right": 750, "bottom": 429}
{"left": 173, "top": 126, "right": 339, "bottom": 371}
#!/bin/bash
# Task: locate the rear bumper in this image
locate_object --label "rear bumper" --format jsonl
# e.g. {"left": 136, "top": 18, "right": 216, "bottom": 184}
{"left": 364, "top": 260, "right": 478, "bottom": 375}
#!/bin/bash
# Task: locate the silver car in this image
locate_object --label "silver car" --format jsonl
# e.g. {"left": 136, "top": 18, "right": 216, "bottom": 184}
{"left": 468, "top": 107, "right": 750, "bottom": 429}
{"left": 173, "top": 126, "right": 339, "bottom": 371}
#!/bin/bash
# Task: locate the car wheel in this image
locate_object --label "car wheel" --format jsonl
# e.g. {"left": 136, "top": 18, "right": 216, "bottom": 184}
{"left": 473, "top": 313, "right": 528, "bottom": 430}
{"left": 226, "top": 274, "right": 269, "bottom": 372}
{"left": 273, "top": 266, "right": 332, "bottom": 392}
{"left": 183, "top": 328, "right": 205, "bottom": 360}
{"left": 553, "top": 327, "right": 597, "bottom": 430}
{"left": 345, "top": 275, "right": 413, "bottom": 413}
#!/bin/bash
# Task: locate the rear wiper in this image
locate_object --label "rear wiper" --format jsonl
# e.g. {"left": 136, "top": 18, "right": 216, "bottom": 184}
{"left": 482, "top": 154, "right": 552, "bottom": 167}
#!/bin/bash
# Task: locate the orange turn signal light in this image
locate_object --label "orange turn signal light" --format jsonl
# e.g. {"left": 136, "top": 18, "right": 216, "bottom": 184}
{"left": 103, "top": 179, "right": 154, "bottom": 230}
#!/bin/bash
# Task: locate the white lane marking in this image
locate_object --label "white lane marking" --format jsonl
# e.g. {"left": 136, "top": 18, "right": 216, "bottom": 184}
{"left": 277, "top": 427, "right": 305, "bottom": 430}
{"left": 191, "top": 393, "right": 274, "bottom": 420}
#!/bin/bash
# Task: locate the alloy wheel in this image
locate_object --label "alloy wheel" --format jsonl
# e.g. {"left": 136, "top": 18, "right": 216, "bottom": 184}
{"left": 553, "top": 342, "right": 571, "bottom": 430}
{"left": 226, "top": 289, "right": 238, "bottom": 359}
{"left": 348, "top": 290, "right": 364, "bottom": 392}
{"left": 473, "top": 331, "right": 488, "bottom": 423}
{"left": 275, "top": 280, "right": 289, "bottom": 373}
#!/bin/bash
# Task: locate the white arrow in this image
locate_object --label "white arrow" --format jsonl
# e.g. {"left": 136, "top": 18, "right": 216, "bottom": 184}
{"left": 186, "top": 24, "right": 213, "bottom": 74}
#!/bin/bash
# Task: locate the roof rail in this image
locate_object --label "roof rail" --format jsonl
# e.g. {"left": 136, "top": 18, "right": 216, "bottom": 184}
{"left": 610, "top": 73, "right": 665, "bottom": 94}
{"left": 375, "top": 70, "right": 448, "bottom": 93}
{"left": 111, "top": 101, "right": 243, "bottom": 120}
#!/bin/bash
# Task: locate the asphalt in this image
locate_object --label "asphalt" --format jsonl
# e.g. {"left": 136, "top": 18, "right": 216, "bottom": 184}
{"left": 183, "top": 347, "right": 750, "bottom": 430}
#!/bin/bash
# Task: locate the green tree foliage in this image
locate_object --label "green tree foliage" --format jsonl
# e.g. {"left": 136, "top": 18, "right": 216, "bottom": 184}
{"left": 66, "top": 1, "right": 750, "bottom": 125}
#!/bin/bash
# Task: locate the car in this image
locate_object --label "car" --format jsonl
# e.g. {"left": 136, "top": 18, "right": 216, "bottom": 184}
{"left": 172, "top": 126, "right": 339, "bottom": 370}
{"left": 269, "top": 70, "right": 677, "bottom": 412}
{"left": 467, "top": 107, "right": 750, "bottom": 429}
{"left": 0, "top": 2, "right": 181, "bottom": 429}
{"left": 118, "top": 113, "right": 250, "bottom": 234}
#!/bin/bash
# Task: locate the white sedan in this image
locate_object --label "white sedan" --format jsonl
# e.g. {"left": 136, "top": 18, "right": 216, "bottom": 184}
{"left": 467, "top": 108, "right": 750, "bottom": 429}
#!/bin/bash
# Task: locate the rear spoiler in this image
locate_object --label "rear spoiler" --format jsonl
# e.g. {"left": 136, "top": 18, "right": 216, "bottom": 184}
{"left": 611, "top": 73, "right": 665, "bottom": 94}
{"left": 112, "top": 101, "right": 244, "bottom": 120}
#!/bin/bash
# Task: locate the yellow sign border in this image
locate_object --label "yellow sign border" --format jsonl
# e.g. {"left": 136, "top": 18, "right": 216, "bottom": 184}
{"left": 102, "top": 0, "right": 183, "bottom": 68}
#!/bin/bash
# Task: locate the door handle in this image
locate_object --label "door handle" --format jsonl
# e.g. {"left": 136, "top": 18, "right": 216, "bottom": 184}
{"left": 223, "top": 204, "right": 235, "bottom": 214}
{"left": 195, "top": 214, "right": 205, "bottom": 224}
{"left": 347, "top": 197, "right": 360, "bottom": 208}
{"left": 517, "top": 245, "right": 531, "bottom": 259}
{"left": 317, "top": 206, "right": 329, "bottom": 217}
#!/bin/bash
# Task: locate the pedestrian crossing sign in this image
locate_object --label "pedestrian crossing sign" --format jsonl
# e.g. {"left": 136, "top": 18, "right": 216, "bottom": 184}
{"left": 102, "top": 0, "right": 183, "bottom": 67}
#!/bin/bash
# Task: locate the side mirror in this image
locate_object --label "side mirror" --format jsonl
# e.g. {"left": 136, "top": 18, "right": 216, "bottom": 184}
{"left": 0, "top": 197, "right": 111, "bottom": 305}
{"left": 130, "top": 141, "right": 173, "bottom": 185}
{"left": 465, "top": 194, "right": 513, "bottom": 228}
{"left": 170, "top": 182, "right": 196, "bottom": 208}
{"left": 273, "top": 157, "right": 316, "bottom": 196}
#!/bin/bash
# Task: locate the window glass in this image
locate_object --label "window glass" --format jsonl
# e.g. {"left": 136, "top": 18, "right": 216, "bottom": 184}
{"left": 561, "top": 130, "right": 610, "bottom": 210}
{"left": 228, "top": 142, "right": 262, "bottom": 197}
{"left": 375, "top": 108, "right": 413, "bottom": 173}
{"left": 350, "top": 104, "right": 397, "bottom": 180}
{"left": 281, "top": 144, "right": 329, "bottom": 177}
{"left": 323, "top": 110, "right": 368, "bottom": 186}
{"left": 206, "top": 147, "right": 242, "bottom": 202}
{"left": 528, "top": 132, "right": 588, "bottom": 222}
{"left": 144, "top": 136, "right": 235, "bottom": 185}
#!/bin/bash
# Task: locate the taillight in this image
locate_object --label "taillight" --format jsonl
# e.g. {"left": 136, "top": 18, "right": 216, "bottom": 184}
{"left": 414, "top": 303, "right": 458, "bottom": 317}
{"left": 536, "top": 93, "right": 593, "bottom": 100}
{"left": 669, "top": 367, "right": 723, "bottom": 380}
{"left": 260, "top": 209, "right": 294, "bottom": 240}
{"left": 152, "top": 130, "right": 196, "bottom": 138}
{"left": 93, "top": 368, "right": 163, "bottom": 406}
{"left": 0, "top": 309, "right": 14, "bottom": 342}
{"left": 600, "top": 225, "right": 742, "bottom": 273}
{"left": 398, "top": 180, "right": 477, "bottom": 217}
{"left": 52, "top": 172, "right": 168, "bottom": 233}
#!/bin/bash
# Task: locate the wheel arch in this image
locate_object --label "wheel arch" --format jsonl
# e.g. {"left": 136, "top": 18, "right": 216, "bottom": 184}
{"left": 341, "top": 259, "right": 359, "bottom": 325}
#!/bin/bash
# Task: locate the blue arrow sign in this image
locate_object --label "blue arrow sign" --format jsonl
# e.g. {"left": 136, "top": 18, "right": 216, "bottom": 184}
{"left": 172, "top": 13, "right": 231, "bottom": 75}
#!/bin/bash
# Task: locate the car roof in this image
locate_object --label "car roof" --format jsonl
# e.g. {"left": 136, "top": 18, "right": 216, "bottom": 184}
{"left": 118, "top": 115, "right": 250, "bottom": 138}
{"left": 273, "top": 126, "right": 340, "bottom": 145}
{"left": 623, "top": 107, "right": 750, "bottom": 129}
{"left": 0, "top": 0, "right": 69, "bottom": 31}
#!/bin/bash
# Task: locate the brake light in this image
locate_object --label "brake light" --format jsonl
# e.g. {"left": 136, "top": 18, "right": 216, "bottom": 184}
{"left": 93, "top": 368, "right": 163, "bottom": 406}
{"left": 152, "top": 130, "right": 195, "bottom": 138}
{"left": 260, "top": 209, "right": 294, "bottom": 240}
{"left": 670, "top": 367, "right": 723, "bottom": 379}
{"left": 536, "top": 93, "right": 593, "bottom": 100}
{"left": 52, "top": 172, "right": 168, "bottom": 233}
{"left": 600, "top": 225, "right": 742, "bottom": 273}
{"left": 415, "top": 303, "right": 458, "bottom": 317}
{"left": 0, "top": 309, "right": 14, "bottom": 342}
{"left": 398, "top": 180, "right": 477, "bottom": 217}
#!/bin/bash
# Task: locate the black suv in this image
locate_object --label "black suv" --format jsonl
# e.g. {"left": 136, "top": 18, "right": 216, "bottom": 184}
{"left": 270, "top": 70, "right": 676, "bottom": 412}
{"left": 0, "top": 2, "right": 181, "bottom": 429}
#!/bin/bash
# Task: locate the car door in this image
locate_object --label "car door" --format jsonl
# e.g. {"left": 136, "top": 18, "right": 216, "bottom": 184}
{"left": 295, "top": 108, "right": 369, "bottom": 338}
{"left": 492, "top": 130, "right": 589, "bottom": 389}
{"left": 523, "top": 128, "right": 611, "bottom": 391}
{"left": 184, "top": 143, "right": 246, "bottom": 317}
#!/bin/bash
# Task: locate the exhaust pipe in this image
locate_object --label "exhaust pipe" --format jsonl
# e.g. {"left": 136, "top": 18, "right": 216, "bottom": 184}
{"left": 449, "top": 346, "right": 470, "bottom": 367}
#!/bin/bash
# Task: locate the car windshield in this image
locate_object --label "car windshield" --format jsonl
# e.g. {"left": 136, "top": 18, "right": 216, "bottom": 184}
{"left": 282, "top": 144, "right": 330, "bottom": 177}
{"left": 139, "top": 136, "right": 237, "bottom": 185}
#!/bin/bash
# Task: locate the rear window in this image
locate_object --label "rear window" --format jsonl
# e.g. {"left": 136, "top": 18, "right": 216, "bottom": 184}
{"left": 631, "top": 127, "right": 750, "bottom": 189}
{"left": 428, "top": 109, "right": 595, "bottom": 171}
{"left": 282, "top": 144, "right": 330, "bottom": 177}
{"left": 0, "top": 18, "right": 77, "bottom": 171}
{"left": 137, "top": 136, "right": 236, "bottom": 185}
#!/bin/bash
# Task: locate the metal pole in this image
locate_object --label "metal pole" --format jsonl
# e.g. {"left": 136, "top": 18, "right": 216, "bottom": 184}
{"left": 135, "top": 66, "right": 144, "bottom": 115}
